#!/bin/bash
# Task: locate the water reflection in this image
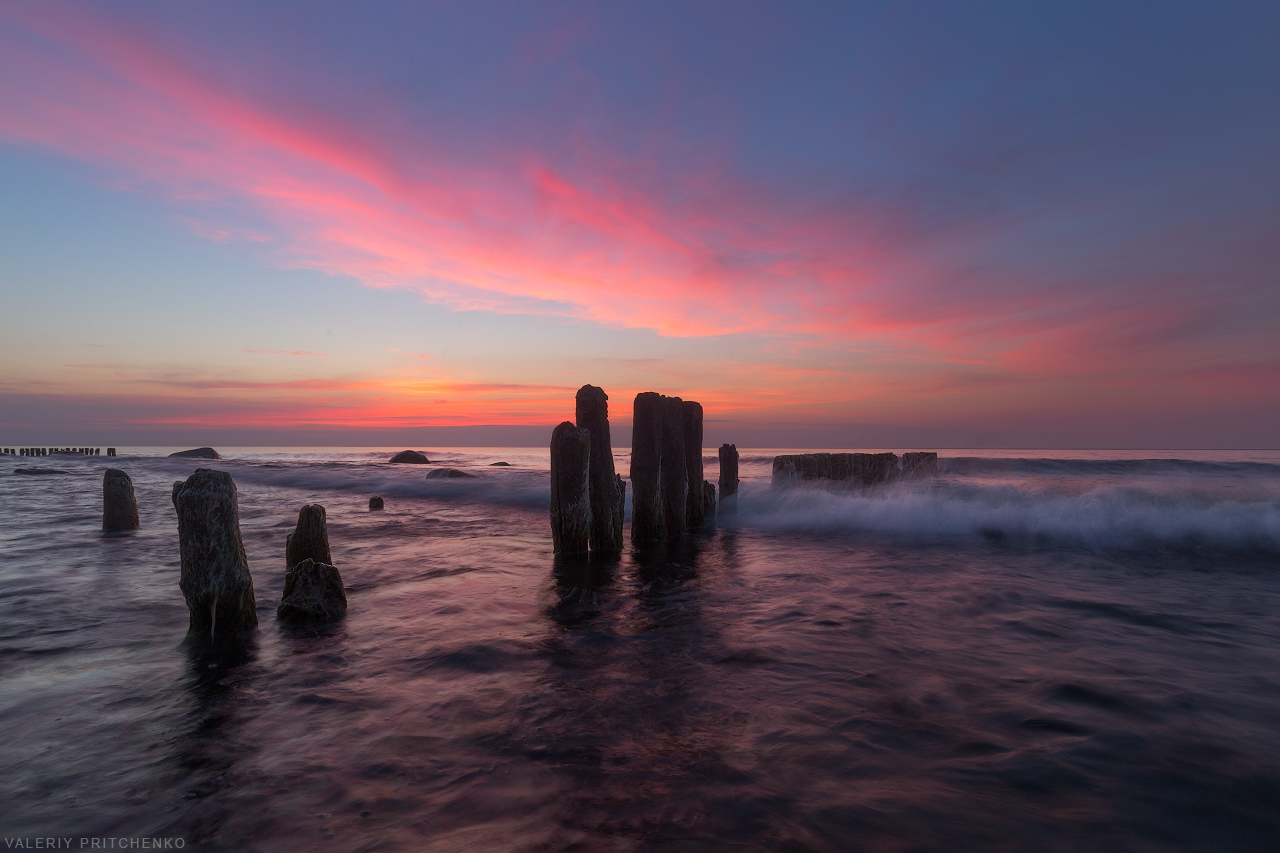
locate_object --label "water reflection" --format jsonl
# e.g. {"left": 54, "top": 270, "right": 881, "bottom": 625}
{"left": 549, "top": 552, "right": 618, "bottom": 625}
{"left": 173, "top": 635, "right": 261, "bottom": 846}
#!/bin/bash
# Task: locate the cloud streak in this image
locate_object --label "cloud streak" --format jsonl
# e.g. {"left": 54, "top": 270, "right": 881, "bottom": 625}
{"left": 0, "top": 3, "right": 1276, "bottom": 444}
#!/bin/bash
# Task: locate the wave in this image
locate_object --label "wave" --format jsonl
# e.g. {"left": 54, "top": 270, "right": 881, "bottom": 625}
{"left": 939, "top": 457, "right": 1280, "bottom": 477}
{"left": 195, "top": 459, "right": 554, "bottom": 509}
{"left": 737, "top": 482, "right": 1280, "bottom": 554}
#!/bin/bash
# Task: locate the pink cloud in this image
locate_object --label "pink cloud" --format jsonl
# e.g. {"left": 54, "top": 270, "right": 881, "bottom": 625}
{"left": 0, "top": 2, "right": 1271, "bottom": 431}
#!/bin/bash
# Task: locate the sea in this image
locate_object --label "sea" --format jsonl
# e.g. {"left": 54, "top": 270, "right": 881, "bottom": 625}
{"left": 1, "top": 446, "right": 1279, "bottom": 851}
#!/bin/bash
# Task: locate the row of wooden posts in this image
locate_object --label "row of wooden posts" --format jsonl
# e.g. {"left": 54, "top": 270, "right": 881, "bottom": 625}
{"left": 550, "top": 385, "right": 740, "bottom": 555}
{"left": 3, "top": 447, "right": 117, "bottom": 456}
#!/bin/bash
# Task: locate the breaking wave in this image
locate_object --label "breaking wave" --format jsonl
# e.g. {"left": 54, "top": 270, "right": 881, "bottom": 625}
{"left": 737, "top": 480, "right": 1280, "bottom": 554}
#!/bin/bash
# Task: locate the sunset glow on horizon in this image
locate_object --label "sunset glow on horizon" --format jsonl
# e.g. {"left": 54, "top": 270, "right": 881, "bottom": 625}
{"left": 2, "top": 2, "right": 1277, "bottom": 447}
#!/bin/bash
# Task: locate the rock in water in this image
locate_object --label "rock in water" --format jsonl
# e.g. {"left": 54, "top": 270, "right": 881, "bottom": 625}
{"left": 682, "top": 401, "right": 707, "bottom": 528}
{"left": 277, "top": 558, "right": 347, "bottom": 622}
{"left": 660, "top": 395, "right": 688, "bottom": 537}
{"left": 102, "top": 468, "right": 139, "bottom": 532}
{"left": 489, "top": 461, "right": 511, "bottom": 466}
{"left": 630, "top": 392, "right": 666, "bottom": 542}
{"left": 171, "top": 469, "right": 257, "bottom": 641}
{"left": 169, "top": 447, "right": 221, "bottom": 459}
{"left": 426, "top": 467, "right": 475, "bottom": 479}
{"left": 389, "top": 450, "right": 430, "bottom": 464}
{"left": 718, "top": 444, "right": 739, "bottom": 507}
{"left": 285, "top": 504, "right": 332, "bottom": 570}
{"left": 550, "top": 421, "right": 592, "bottom": 554}
{"left": 369, "top": 496, "right": 384, "bottom": 510}
{"left": 902, "top": 452, "right": 939, "bottom": 477}
{"left": 575, "top": 384, "right": 624, "bottom": 554}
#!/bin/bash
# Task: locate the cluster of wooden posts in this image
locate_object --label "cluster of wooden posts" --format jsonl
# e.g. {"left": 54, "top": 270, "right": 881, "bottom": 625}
{"left": 550, "top": 385, "right": 741, "bottom": 555}
{"left": 4, "top": 447, "right": 116, "bottom": 456}
{"left": 101, "top": 466, "right": 347, "bottom": 648}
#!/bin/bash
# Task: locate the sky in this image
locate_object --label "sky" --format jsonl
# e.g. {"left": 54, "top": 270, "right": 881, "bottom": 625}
{"left": 1, "top": 1, "right": 1277, "bottom": 448}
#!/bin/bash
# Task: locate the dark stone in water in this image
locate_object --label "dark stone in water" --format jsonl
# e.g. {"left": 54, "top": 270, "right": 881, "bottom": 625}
{"left": 169, "top": 447, "right": 221, "bottom": 459}
{"left": 102, "top": 468, "right": 139, "bottom": 532}
{"left": 902, "top": 451, "right": 939, "bottom": 477}
{"left": 719, "top": 443, "right": 739, "bottom": 509}
{"left": 285, "top": 504, "right": 331, "bottom": 570}
{"left": 575, "top": 384, "right": 624, "bottom": 554}
{"left": 630, "top": 392, "right": 666, "bottom": 542}
{"left": 489, "top": 461, "right": 511, "bottom": 466}
{"left": 171, "top": 469, "right": 256, "bottom": 641}
{"left": 369, "top": 496, "right": 384, "bottom": 510}
{"left": 550, "top": 421, "right": 592, "bottom": 555}
{"left": 426, "top": 467, "right": 475, "bottom": 479}
{"left": 389, "top": 450, "right": 430, "bottom": 464}
{"left": 277, "top": 558, "right": 347, "bottom": 622}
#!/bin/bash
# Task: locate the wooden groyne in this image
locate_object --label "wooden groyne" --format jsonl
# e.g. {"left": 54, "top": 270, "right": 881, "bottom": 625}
{"left": 771, "top": 452, "right": 939, "bottom": 487}
{"left": 5, "top": 447, "right": 113, "bottom": 456}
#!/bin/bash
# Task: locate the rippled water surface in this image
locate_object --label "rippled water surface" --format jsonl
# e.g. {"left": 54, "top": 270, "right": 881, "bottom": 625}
{"left": 2, "top": 447, "right": 1279, "bottom": 851}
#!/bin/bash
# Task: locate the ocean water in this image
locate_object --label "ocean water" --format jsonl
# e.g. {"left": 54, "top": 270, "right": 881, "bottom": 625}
{"left": 1, "top": 446, "right": 1279, "bottom": 851}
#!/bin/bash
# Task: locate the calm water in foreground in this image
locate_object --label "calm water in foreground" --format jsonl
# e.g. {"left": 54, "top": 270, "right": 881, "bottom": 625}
{"left": 2, "top": 447, "right": 1279, "bottom": 851}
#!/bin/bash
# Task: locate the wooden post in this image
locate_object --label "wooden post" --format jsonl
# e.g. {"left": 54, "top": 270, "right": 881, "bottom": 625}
{"left": 550, "top": 422, "right": 592, "bottom": 554}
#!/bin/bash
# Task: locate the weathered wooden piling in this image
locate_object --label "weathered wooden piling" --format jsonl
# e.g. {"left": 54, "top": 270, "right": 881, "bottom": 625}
{"left": 575, "top": 384, "right": 624, "bottom": 554}
{"left": 719, "top": 444, "right": 739, "bottom": 510}
{"left": 682, "top": 401, "right": 707, "bottom": 528}
{"left": 902, "top": 452, "right": 939, "bottom": 477}
{"left": 660, "top": 396, "right": 688, "bottom": 537}
{"left": 550, "top": 421, "right": 592, "bottom": 554}
{"left": 771, "top": 452, "right": 906, "bottom": 488}
{"left": 102, "top": 469, "right": 139, "bottom": 532}
{"left": 107, "top": 448, "right": 116, "bottom": 457}
{"left": 171, "top": 469, "right": 257, "bottom": 641}
{"left": 286, "top": 504, "right": 332, "bottom": 570}
{"left": 278, "top": 558, "right": 347, "bottom": 622}
{"left": 630, "top": 392, "right": 667, "bottom": 542}
{"left": 631, "top": 391, "right": 718, "bottom": 540}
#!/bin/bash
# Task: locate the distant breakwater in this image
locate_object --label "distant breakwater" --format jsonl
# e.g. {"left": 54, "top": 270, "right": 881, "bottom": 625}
{"left": 4, "top": 446, "right": 115, "bottom": 456}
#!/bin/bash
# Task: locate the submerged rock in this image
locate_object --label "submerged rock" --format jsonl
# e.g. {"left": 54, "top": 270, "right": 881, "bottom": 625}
{"left": 171, "top": 469, "right": 256, "bottom": 641}
{"left": 550, "top": 421, "right": 592, "bottom": 555}
{"left": 285, "top": 504, "right": 331, "bottom": 570}
{"left": 369, "top": 496, "right": 384, "bottom": 510}
{"left": 389, "top": 450, "right": 430, "bottom": 464}
{"left": 426, "top": 467, "right": 475, "bottom": 479}
{"left": 169, "top": 447, "right": 221, "bottom": 459}
{"left": 575, "top": 384, "right": 624, "bottom": 554}
{"left": 277, "top": 558, "right": 347, "bottom": 622}
{"left": 102, "top": 468, "right": 139, "bottom": 532}
{"left": 489, "top": 461, "right": 511, "bottom": 466}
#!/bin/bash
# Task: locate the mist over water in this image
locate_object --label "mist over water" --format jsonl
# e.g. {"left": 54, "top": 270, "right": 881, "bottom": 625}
{"left": 2, "top": 448, "right": 1279, "bottom": 850}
